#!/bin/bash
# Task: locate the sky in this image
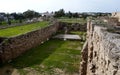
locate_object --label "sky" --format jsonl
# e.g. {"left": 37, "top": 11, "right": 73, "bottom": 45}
{"left": 0, "top": 0, "right": 120, "bottom": 13}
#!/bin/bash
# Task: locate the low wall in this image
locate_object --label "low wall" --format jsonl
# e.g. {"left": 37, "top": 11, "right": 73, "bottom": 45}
{"left": 58, "top": 22, "right": 86, "bottom": 32}
{"left": 80, "top": 20, "right": 120, "bottom": 75}
{"left": 0, "top": 21, "right": 41, "bottom": 30}
{"left": 0, "top": 22, "right": 59, "bottom": 63}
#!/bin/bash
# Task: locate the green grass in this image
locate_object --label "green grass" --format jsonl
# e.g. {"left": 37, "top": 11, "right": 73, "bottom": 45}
{"left": 0, "top": 20, "right": 22, "bottom": 26}
{"left": 58, "top": 18, "right": 86, "bottom": 25}
{"left": 70, "top": 31, "right": 86, "bottom": 41}
{"left": 70, "top": 31, "right": 86, "bottom": 36}
{"left": 0, "top": 21, "right": 49, "bottom": 37}
{"left": 10, "top": 39, "right": 83, "bottom": 75}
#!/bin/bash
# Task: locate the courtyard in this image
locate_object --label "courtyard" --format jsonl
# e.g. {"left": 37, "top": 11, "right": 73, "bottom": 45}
{"left": 0, "top": 34, "right": 85, "bottom": 75}
{"left": 0, "top": 18, "right": 86, "bottom": 75}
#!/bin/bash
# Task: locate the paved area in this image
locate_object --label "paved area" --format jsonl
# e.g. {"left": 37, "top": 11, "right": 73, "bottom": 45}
{"left": 53, "top": 34, "right": 81, "bottom": 40}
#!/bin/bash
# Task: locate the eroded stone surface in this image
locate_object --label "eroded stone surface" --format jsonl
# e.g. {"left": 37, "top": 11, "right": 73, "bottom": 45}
{"left": 80, "top": 20, "right": 120, "bottom": 75}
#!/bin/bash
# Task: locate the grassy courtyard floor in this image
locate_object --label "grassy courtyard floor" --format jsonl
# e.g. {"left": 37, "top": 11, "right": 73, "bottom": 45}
{"left": 0, "top": 21, "right": 49, "bottom": 37}
{"left": 9, "top": 38, "right": 83, "bottom": 75}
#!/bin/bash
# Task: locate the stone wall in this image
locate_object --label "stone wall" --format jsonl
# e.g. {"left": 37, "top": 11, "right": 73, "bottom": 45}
{"left": 0, "top": 21, "right": 87, "bottom": 63}
{"left": 58, "top": 22, "right": 86, "bottom": 32}
{"left": 0, "top": 22, "right": 59, "bottom": 63}
{"left": 112, "top": 12, "right": 120, "bottom": 22}
{"left": 80, "top": 20, "right": 120, "bottom": 75}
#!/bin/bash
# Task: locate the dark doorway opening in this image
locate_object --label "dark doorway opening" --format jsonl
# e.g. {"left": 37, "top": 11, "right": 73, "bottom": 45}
{"left": 0, "top": 54, "right": 3, "bottom": 66}
{"left": 0, "top": 37, "right": 5, "bottom": 43}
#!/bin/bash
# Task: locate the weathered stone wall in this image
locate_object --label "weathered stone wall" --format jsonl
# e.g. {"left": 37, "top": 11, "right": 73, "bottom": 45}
{"left": 0, "top": 21, "right": 87, "bottom": 63}
{"left": 80, "top": 20, "right": 120, "bottom": 75}
{"left": 80, "top": 21, "right": 120, "bottom": 75}
{"left": 58, "top": 22, "right": 86, "bottom": 32}
{"left": 0, "top": 22, "right": 59, "bottom": 63}
{"left": 112, "top": 12, "right": 120, "bottom": 22}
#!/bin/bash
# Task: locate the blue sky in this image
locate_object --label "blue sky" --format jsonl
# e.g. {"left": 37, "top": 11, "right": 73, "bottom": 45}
{"left": 0, "top": 0, "right": 119, "bottom": 13}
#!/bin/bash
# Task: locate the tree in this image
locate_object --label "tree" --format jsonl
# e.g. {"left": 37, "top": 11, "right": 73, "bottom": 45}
{"left": 54, "top": 9, "right": 65, "bottom": 18}
{"left": 10, "top": 13, "right": 25, "bottom": 23}
{"left": 34, "top": 12, "right": 41, "bottom": 18}
{"left": 10, "top": 13, "right": 18, "bottom": 20}
{"left": 73, "top": 13, "right": 79, "bottom": 18}
{"left": 18, "top": 13, "right": 25, "bottom": 23}
{"left": 6, "top": 13, "right": 11, "bottom": 25}
{"left": 0, "top": 17, "right": 4, "bottom": 25}
{"left": 82, "top": 13, "right": 88, "bottom": 19}
{"left": 0, "top": 13, "right": 6, "bottom": 25}
{"left": 23, "top": 10, "right": 34, "bottom": 19}
{"left": 23, "top": 10, "right": 40, "bottom": 20}
{"left": 66, "top": 11, "right": 72, "bottom": 18}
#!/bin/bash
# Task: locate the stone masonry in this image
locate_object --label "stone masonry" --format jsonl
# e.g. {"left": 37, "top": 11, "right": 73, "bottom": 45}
{"left": 58, "top": 22, "right": 86, "bottom": 32}
{"left": 0, "top": 22, "right": 59, "bottom": 63}
{"left": 80, "top": 20, "right": 120, "bottom": 75}
{"left": 0, "top": 21, "right": 86, "bottom": 63}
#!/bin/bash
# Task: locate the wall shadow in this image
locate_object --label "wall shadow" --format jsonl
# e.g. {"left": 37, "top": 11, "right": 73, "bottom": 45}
{"left": 0, "top": 37, "right": 5, "bottom": 44}
{"left": 0, "top": 65, "right": 14, "bottom": 75}
{"left": 8, "top": 39, "right": 64, "bottom": 69}
{"left": 0, "top": 39, "right": 64, "bottom": 75}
